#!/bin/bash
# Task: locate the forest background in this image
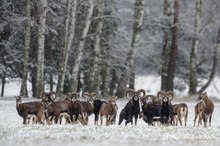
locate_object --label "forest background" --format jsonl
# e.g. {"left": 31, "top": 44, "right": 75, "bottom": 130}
{"left": 0, "top": 0, "right": 220, "bottom": 98}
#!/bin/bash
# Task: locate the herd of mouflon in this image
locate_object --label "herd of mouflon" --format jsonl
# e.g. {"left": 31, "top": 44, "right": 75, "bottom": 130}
{"left": 15, "top": 89, "right": 214, "bottom": 127}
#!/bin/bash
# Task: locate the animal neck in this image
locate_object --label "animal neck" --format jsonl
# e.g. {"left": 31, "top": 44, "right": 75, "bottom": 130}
{"left": 202, "top": 100, "right": 206, "bottom": 107}
{"left": 139, "top": 99, "right": 142, "bottom": 112}
{"left": 16, "top": 102, "right": 22, "bottom": 116}
{"left": 162, "top": 101, "right": 169, "bottom": 106}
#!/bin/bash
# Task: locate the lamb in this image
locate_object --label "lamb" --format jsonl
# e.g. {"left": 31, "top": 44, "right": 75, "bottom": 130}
{"left": 118, "top": 89, "right": 145, "bottom": 125}
{"left": 172, "top": 103, "right": 188, "bottom": 126}
{"left": 15, "top": 96, "right": 44, "bottom": 124}
{"left": 194, "top": 92, "right": 214, "bottom": 127}
{"left": 99, "top": 96, "right": 118, "bottom": 126}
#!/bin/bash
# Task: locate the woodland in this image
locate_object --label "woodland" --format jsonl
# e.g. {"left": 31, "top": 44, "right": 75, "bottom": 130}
{"left": 0, "top": 0, "right": 220, "bottom": 98}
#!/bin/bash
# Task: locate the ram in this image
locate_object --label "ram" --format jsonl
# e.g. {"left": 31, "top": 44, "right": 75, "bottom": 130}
{"left": 157, "top": 90, "right": 174, "bottom": 125}
{"left": 118, "top": 89, "right": 145, "bottom": 125}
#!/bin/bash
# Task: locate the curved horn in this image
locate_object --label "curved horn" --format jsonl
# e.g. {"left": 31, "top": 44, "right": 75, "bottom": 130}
{"left": 157, "top": 90, "right": 166, "bottom": 99}
{"left": 137, "top": 89, "right": 146, "bottom": 98}
{"left": 166, "top": 91, "right": 174, "bottom": 101}
{"left": 125, "top": 89, "right": 135, "bottom": 100}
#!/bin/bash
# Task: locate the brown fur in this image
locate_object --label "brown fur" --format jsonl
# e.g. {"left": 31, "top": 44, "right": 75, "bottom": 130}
{"left": 100, "top": 96, "right": 118, "bottom": 126}
{"left": 15, "top": 96, "right": 44, "bottom": 124}
{"left": 194, "top": 92, "right": 214, "bottom": 127}
{"left": 172, "top": 103, "right": 188, "bottom": 126}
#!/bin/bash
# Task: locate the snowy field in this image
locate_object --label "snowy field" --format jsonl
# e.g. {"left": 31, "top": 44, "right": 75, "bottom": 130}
{"left": 1, "top": 76, "right": 220, "bottom": 146}
{"left": 1, "top": 97, "right": 220, "bottom": 146}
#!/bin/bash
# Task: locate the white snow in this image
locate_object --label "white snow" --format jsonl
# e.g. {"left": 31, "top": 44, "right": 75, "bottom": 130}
{"left": 1, "top": 76, "right": 220, "bottom": 146}
{"left": 1, "top": 98, "right": 220, "bottom": 146}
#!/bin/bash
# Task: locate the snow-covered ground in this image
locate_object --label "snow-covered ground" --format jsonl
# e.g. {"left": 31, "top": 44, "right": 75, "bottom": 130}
{"left": 1, "top": 97, "right": 220, "bottom": 146}
{"left": 1, "top": 76, "right": 220, "bottom": 146}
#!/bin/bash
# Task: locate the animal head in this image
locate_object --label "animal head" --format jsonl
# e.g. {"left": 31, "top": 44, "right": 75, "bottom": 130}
{"left": 67, "top": 92, "right": 80, "bottom": 101}
{"left": 197, "top": 92, "right": 208, "bottom": 101}
{"left": 40, "top": 91, "right": 56, "bottom": 102}
{"left": 108, "top": 96, "right": 117, "bottom": 105}
{"left": 157, "top": 90, "right": 174, "bottom": 103}
{"left": 83, "top": 92, "right": 97, "bottom": 104}
{"left": 15, "top": 96, "right": 22, "bottom": 104}
{"left": 144, "top": 95, "right": 161, "bottom": 105}
{"left": 125, "top": 89, "right": 146, "bottom": 102}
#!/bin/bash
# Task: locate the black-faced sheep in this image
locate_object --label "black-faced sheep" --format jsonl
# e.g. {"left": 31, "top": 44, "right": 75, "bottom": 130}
{"left": 118, "top": 89, "right": 145, "bottom": 125}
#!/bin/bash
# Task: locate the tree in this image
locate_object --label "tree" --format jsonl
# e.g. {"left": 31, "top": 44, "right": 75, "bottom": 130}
{"left": 100, "top": 0, "right": 118, "bottom": 98}
{"left": 20, "top": 0, "right": 31, "bottom": 97}
{"left": 166, "top": 0, "right": 180, "bottom": 91}
{"left": 189, "top": 0, "right": 202, "bottom": 95}
{"left": 198, "top": 25, "right": 220, "bottom": 94}
{"left": 90, "top": 0, "right": 104, "bottom": 93}
{"left": 161, "top": 0, "right": 172, "bottom": 91}
{"left": 36, "top": 0, "right": 48, "bottom": 97}
{"left": 116, "top": 0, "right": 145, "bottom": 98}
{"left": 56, "top": 0, "right": 77, "bottom": 96}
{"left": 68, "top": 0, "right": 94, "bottom": 93}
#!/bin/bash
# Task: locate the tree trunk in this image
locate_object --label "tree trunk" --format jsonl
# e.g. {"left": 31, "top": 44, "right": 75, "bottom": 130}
{"left": 166, "top": 0, "right": 179, "bottom": 91}
{"left": 56, "top": 0, "right": 77, "bottom": 95}
{"left": 198, "top": 26, "right": 220, "bottom": 94}
{"left": 36, "top": 0, "right": 47, "bottom": 97}
{"left": 109, "top": 68, "right": 117, "bottom": 96}
{"left": 116, "top": 0, "right": 145, "bottom": 98}
{"left": 69, "top": 0, "right": 94, "bottom": 93}
{"left": 189, "top": 0, "right": 202, "bottom": 95}
{"left": 161, "top": 0, "right": 172, "bottom": 91}
{"left": 48, "top": 37, "right": 54, "bottom": 92}
{"left": 129, "top": 72, "right": 135, "bottom": 89}
{"left": 91, "top": 0, "right": 104, "bottom": 93}
{"left": 20, "top": 0, "right": 31, "bottom": 97}
{"left": 1, "top": 77, "right": 5, "bottom": 97}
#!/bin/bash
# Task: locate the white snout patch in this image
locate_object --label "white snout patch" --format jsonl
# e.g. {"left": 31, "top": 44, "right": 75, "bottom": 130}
{"left": 134, "top": 96, "right": 139, "bottom": 101}
{"left": 163, "top": 97, "right": 168, "bottom": 102}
